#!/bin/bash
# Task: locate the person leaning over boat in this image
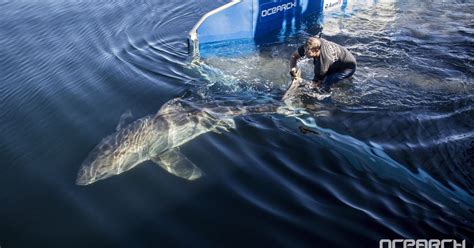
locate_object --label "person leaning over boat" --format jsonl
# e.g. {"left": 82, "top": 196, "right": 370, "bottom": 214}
{"left": 289, "top": 37, "right": 356, "bottom": 92}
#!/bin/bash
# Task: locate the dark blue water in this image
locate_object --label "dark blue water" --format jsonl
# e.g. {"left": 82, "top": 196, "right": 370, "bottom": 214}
{"left": 1, "top": 0, "right": 473, "bottom": 247}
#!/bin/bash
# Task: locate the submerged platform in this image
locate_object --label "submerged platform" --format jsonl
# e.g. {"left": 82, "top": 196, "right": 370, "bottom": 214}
{"left": 189, "top": 0, "right": 346, "bottom": 58}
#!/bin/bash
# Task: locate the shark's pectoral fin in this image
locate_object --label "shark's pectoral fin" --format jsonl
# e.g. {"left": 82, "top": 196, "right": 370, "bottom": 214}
{"left": 151, "top": 148, "right": 203, "bottom": 180}
{"left": 116, "top": 109, "right": 133, "bottom": 131}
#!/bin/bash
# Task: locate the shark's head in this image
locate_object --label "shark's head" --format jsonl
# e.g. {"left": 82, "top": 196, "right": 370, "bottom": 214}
{"left": 76, "top": 117, "right": 160, "bottom": 185}
{"left": 76, "top": 157, "right": 113, "bottom": 186}
{"left": 76, "top": 136, "right": 141, "bottom": 185}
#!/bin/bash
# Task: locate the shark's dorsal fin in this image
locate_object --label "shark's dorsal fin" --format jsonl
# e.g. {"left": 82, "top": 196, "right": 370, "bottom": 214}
{"left": 116, "top": 109, "right": 133, "bottom": 131}
{"left": 151, "top": 148, "right": 203, "bottom": 180}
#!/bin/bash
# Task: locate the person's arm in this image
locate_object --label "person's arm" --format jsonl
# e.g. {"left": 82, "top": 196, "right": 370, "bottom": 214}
{"left": 313, "top": 57, "right": 325, "bottom": 82}
{"left": 289, "top": 51, "right": 301, "bottom": 70}
{"left": 318, "top": 56, "right": 331, "bottom": 78}
{"left": 289, "top": 46, "right": 305, "bottom": 78}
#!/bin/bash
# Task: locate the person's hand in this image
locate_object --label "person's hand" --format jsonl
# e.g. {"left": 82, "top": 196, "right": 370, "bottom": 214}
{"left": 290, "top": 67, "right": 300, "bottom": 80}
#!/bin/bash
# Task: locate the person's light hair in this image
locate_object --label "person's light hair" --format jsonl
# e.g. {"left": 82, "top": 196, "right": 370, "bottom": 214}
{"left": 305, "top": 37, "right": 321, "bottom": 51}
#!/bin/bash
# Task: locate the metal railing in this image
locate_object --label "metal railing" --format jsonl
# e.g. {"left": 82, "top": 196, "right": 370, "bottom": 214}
{"left": 188, "top": 0, "right": 242, "bottom": 58}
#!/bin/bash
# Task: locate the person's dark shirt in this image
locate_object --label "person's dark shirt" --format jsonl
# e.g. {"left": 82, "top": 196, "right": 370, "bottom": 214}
{"left": 298, "top": 38, "right": 356, "bottom": 81}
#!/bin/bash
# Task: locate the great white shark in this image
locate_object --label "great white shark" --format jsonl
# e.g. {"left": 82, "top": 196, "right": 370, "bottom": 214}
{"left": 76, "top": 98, "right": 295, "bottom": 185}
{"left": 76, "top": 72, "right": 317, "bottom": 185}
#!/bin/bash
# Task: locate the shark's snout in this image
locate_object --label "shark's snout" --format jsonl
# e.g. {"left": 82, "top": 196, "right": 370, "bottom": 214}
{"left": 76, "top": 166, "right": 91, "bottom": 186}
{"left": 76, "top": 162, "right": 116, "bottom": 185}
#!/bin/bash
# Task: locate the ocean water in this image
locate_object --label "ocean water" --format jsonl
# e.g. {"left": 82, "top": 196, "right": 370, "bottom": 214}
{"left": 0, "top": 0, "right": 473, "bottom": 247}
